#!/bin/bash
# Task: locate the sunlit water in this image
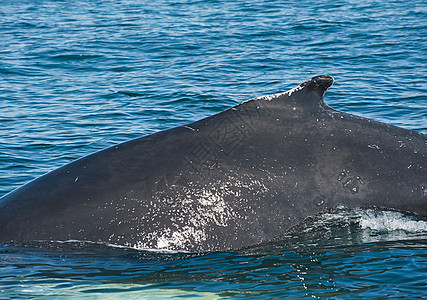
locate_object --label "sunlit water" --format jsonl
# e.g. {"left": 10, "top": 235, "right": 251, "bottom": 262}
{"left": 1, "top": 209, "right": 426, "bottom": 299}
{"left": 0, "top": 0, "right": 426, "bottom": 298}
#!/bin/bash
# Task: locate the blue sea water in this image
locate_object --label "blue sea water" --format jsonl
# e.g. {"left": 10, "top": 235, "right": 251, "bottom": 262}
{"left": 0, "top": 0, "right": 426, "bottom": 298}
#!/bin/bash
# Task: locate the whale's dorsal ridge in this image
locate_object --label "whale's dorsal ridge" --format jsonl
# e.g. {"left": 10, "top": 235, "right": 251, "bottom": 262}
{"left": 304, "top": 75, "right": 334, "bottom": 97}
{"left": 249, "top": 75, "right": 334, "bottom": 110}
{"left": 284, "top": 75, "right": 334, "bottom": 101}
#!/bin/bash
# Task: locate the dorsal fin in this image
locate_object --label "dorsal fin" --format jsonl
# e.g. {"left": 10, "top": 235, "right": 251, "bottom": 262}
{"left": 280, "top": 75, "right": 334, "bottom": 103}
{"left": 250, "top": 75, "right": 334, "bottom": 109}
{"left": 303, "top": 75, "right": 334, "bottom": 98}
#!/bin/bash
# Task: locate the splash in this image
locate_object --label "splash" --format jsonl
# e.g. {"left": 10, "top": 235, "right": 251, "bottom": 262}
{"left": 359, "top": 210, "right": 427, "bottom": 232}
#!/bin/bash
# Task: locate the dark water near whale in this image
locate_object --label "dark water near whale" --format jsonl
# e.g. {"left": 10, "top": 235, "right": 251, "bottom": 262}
{"left": 0, "top": 0, "right": 426, "bottom": 298}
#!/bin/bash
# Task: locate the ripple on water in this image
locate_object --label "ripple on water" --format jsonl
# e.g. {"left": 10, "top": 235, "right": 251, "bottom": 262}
{"left": 0, "top": 0, "right": 426, "bottom": 298}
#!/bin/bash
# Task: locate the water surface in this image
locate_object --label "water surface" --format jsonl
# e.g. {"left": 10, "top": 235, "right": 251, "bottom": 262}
{"left": 0, "top": 0, "right": 426, "bottom": 298}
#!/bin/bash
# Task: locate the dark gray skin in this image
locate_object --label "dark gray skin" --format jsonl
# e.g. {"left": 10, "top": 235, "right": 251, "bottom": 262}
{"left": 0, "top": 76, "right": 426, "bottom": 252}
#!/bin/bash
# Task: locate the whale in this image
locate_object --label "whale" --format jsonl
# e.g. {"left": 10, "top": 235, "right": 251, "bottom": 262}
{"left": 0, "top": 75, "right": 426, "bottom": 252}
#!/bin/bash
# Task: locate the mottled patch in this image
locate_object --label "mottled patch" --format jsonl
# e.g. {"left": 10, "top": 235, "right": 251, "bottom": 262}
{"left": 337, "top": 169, "right": 365, "bottom": 194}
{"left": 313, "top": 196, "right": 325, "bottom": 206}
{"left": 125, "top": 172, "right": 268, "bottom": 251}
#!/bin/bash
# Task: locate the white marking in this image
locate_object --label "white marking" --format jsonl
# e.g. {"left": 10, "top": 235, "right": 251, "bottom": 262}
{"left": 368, "top": 144, "right": 380, "bottom": 150}
{"left": 182, "top": 126, "right": 196, "bottom": 132}
{"left": 245, "top": 83, "right": 304, "bottom": 103}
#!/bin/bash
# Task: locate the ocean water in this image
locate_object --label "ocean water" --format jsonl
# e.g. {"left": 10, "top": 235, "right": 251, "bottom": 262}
{"left": 0, "top": 0, "right": 426, "bottom": 298}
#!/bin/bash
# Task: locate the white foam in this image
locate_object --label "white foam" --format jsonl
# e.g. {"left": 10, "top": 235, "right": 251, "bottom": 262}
{"left": 48, "top": 239, "right": 190, "bottom": 254}
{"left": 298, "top": 208, "right": 427, "bottom": 246}
{"left": 359, "top": 210, "right": 427, "bottom": 232}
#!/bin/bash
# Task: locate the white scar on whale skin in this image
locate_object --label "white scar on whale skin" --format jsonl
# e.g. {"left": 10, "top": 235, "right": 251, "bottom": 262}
{"left": 248, "top": 84, "right": 304, "bottom": 103}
